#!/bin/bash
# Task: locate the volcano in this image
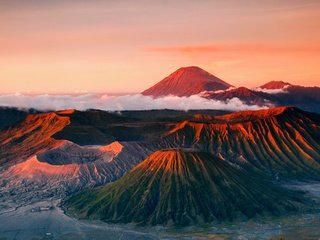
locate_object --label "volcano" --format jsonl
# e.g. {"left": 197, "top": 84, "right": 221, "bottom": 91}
{"left": 64, "top": 149, "right": 305, "bottom": 226}
{"left": 142, "top": 66, "right": 232, "bottom": 97}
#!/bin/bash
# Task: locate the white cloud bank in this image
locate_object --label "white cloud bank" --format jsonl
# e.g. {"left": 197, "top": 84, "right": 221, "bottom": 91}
{"left": 254, "top": 85, "right": 290, "bottom": 94}
{"left": 0, "top": 93, "right": 268, "bottom": 111}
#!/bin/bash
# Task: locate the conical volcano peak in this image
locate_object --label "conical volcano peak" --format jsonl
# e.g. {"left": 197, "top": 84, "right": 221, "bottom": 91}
{"left": 64, "top": 149, "right": 306, "bottom": 226}
{"left": 170, "top": 66, "right": 214, "bottom": 78}
{"left": 137, "top": 148, "right": 200, "bottom": 170}
{"left": 142, "top": 66, "right": 233, "bottom": 97}
{"left": 133, "top": 149, "right": 192, "bottom": 174}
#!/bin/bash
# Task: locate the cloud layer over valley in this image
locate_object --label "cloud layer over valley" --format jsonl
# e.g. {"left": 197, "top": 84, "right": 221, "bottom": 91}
{"left": 0, "top": 93, "right": 268, "bottom": 112}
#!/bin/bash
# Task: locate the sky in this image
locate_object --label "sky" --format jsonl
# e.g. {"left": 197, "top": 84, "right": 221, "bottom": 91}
{"left": 1, "top": 0, "right": 320, "bottom": 93}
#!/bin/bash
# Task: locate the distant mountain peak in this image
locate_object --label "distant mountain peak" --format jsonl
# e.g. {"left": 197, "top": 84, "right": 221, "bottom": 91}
{"left": 260, "top": 81, "right": 292, "bottom": 89}
{"left": 171, "top": 66, "right": 212, "bottom": 76}
{"left": 176, "top": 65, "right": 204, "bottom": 71}
{"left": 142, "top": 66, "right": 233, "bottom": 97}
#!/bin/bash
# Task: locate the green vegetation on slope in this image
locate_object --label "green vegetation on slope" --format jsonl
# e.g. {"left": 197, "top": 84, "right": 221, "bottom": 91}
{"left": 64, "top": 150, "right": 306, "bottom": 226}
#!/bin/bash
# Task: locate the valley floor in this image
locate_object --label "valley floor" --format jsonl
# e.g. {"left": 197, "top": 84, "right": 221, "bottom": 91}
{"left": 0, "top": 183, "right": 320, "bottom": 240}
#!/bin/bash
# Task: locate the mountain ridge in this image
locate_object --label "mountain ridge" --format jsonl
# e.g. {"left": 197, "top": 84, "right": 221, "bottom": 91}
{"left": 163, "top": 106, "right": 320, "bottom": 180}
{"left": 1, "top": 106, "right": 319, "bottom": 210}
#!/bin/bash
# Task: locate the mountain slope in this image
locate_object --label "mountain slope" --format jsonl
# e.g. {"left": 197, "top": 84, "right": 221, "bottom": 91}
{"left": 0, "top": 108, "right": 231, "bottom": 206}
{"left": 203, "top": 87, "right": 271, "bottom": 106}
{"left": 260, "top": 81, "right": 292, "bottom": 89}
{"left": 0, "top": 112, "right": 70, "bottom": 165}
{"left": 142, "top": 66, "right": 232, "bottom": 97}
{"left": 163, "top": 107, "right": 320, "bottom": 180}
{"left": 141, "top": 66, "right": 320, "bottom": 112}
{"left": 0, "top": 140, "right": 154, "bottom": 203}
{"left": 64, "top": 150, "right": 305, "bottom": 226}
{"left": 255, "top": 81, "right": 320, "bottom": 112}
{"left": 0, "top": 109, "right": 170, "bottom": 164}
{"left": 0, "top": 109, "right": 190, "bottom": 206}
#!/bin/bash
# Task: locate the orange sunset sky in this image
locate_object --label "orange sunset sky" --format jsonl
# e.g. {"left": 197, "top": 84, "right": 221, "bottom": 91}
{"left": 1, "top": 0, "right": 320, "bottom": 93}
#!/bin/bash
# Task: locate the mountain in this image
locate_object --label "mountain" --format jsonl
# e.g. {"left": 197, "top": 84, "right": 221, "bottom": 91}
{"left": 203, "top": 87, "right": 271, "bottom": 106}
{"left": 0, "top": 108, "right": 231, "bottom": 171}
{"left": 142, "top": 66, "right": 233, "bottom": 97}
{"left": 163, "top": 107, "right": 320, "bottom": 180}
{"left": 1, "top": 106, "right": 319, "bottom": 212}
{"left": 254, "top": 81, "right": 320, "bottom": 112}
{"left": 0, "top": 108, "right": 229, "bottom": 205}
{"left": 64, "top": 150, "right": 305, "bottom": 226}
{"left": 141, "top": 66, "right": 320, "bottom": 112}
{"left": 262, "top": 85, "right": 320, "bottom": 113}
{"left": 0, "top": 110, "right": 159, "bottom": 204}
{"left": 0, "top": 111, "right": 70, "bottom": 165}
{"left": 202, "top": 81, "right": 320, "bottom": 112}
{"left": 259, "top": 81, "right": 292, "bottom": 89}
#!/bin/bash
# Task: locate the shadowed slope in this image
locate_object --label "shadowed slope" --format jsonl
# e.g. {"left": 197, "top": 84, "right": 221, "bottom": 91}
{"left": 0, "top": 107, "right": 40, "bottom": 130}
{"left": 52, "top": 109, "right": 174, "bottom": 145}
{"left": 64, "top": 150, "right": 305, "bottom": 226}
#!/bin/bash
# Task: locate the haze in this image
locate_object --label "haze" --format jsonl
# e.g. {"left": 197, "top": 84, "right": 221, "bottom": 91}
{"left": 1, "top": 0, "right": 320, "bottom": 93}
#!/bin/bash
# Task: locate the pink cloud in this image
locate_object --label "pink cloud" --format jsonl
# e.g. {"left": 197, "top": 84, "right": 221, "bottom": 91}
{"left": 147, "top": 43, "right": 320, "bottom": 55}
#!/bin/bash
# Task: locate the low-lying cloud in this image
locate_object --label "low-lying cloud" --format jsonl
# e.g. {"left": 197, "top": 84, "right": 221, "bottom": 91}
{"left": 0, "top": 93, "right": 268, "bottom": 112}
{"left": 254, "top": 86, "right": 289, "bottom": 94}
